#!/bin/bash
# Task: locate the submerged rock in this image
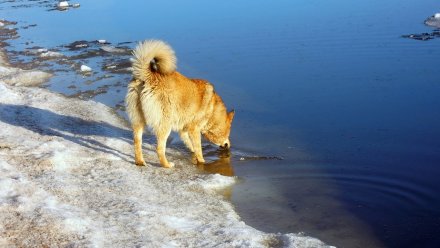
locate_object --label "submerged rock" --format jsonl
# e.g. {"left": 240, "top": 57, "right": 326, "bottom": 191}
{"left": 65, "top": 40, "right": 89, "bottom": 50}
{"left": 402, "top": 30, "right": 440, "bottom": 41}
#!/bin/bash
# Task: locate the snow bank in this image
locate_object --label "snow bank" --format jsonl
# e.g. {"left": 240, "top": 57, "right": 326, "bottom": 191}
{"left": 0, "top": 65, "right": 52, "bottom": 86}
{"left": 0, "top": 61, "right": 332, "bottom": 247}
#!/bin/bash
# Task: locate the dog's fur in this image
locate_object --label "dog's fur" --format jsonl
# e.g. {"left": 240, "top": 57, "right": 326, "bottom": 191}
{"left": 125, "top": 40, "right": 234, "bottom": 168}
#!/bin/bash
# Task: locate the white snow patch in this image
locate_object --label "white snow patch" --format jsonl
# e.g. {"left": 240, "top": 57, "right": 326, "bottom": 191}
{"left": 162, "top": 216, "right": 199, "bottom": 232}
{"left": 80, "top": 64, "right": 92, "bottom": 72}
{"left": 40, "top": 51, "right": 64, "bottom": 58}
{"left": 100, "top": 45, "right": 126, "bottom": 53}
{"left": 425, "top": 13, "right": 440, "bottom": 28}
{"left": 58, "top": 1, "right": 69, "bottom": 7}
{"left": 0, "top": 65, "right": 52, "bottom": 86}
{"left": 196, "top": 173, "right": 237, "bottom": 190}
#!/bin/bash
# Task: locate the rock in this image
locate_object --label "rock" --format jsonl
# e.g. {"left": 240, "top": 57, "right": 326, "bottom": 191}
{"left": 80, "top": 65, "right": 92, "bottom": 72}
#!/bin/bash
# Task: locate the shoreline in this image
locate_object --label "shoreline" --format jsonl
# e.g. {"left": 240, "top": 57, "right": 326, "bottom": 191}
{"left": 0, "top": 45, "right": 331, "bottom": 247}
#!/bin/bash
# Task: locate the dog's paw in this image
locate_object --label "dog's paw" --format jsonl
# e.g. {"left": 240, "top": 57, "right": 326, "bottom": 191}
{"left": 135, "top": 160, "right": 147, "bottom": 166}
{"left": 162, "top": 162, "right": 175, "bottom": 168}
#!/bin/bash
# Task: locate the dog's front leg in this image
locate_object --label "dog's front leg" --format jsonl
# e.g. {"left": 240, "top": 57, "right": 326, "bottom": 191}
{"left": 156, "top": 127, "right": 174, "bottom": 168}
{"left": 189, "top": 128, "right": 205, "bottom": 164}
{"left": 179, "top": 131, "right": 194, "bottom": 153}
{"left": 133, "top": 123, "right": 146, "bottom": 166}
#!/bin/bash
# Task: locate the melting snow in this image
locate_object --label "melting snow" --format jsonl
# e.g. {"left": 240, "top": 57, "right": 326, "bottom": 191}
{"left": 0, "top": 61, "right": 333, "bottom": 247}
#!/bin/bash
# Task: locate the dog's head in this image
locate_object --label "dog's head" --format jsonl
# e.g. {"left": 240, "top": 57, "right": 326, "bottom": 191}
{"left": 203, "top": 108, "right": 235, "bottom": 150}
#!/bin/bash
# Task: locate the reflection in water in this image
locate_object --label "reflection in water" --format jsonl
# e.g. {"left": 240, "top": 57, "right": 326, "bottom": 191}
{"left": 197, "top": 146, "right": 234, "bottom": 177}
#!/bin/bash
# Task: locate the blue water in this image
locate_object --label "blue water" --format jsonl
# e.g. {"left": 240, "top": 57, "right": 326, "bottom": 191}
{"left": 2, "top": 0, "right": 440, "bottom": 247}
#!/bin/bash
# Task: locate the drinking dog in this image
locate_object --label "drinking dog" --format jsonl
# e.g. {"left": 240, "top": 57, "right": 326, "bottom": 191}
{"left": 125, "top": 40, "right": 234, "bottom": 168}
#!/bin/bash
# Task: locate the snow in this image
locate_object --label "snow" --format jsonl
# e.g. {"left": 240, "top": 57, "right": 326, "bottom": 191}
{"left": 0, "top": 66, "right": 52, "bottom": 86}
{"left": 425, "top": 13, "right": 440, "bottom": 28}
{"left": 194, "top": 173, "right": 236, "bottom": 191}
{"left": 80, "top": 64, "right": 92, "bottom": 72}
{"left": 100, "top": 45, "right": 127, "bottom": 53}
{"left": 40, "top": 51, "right": 64, "bottom": 58}
{"left": 0, "top": 60, "right": 333, "bottom": 247}
{"left": 58, "top": 1, "right": 69, "bottom": 8}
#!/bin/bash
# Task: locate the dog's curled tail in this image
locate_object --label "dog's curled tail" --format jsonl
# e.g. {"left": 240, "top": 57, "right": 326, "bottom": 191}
{"left": 132, "top": 40, "right": 177, "bottom": 82}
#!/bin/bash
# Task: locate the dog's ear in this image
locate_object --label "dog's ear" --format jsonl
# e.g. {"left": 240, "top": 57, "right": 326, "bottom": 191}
{"left": 228, "top": 109, "right": 235, "bottom": 122}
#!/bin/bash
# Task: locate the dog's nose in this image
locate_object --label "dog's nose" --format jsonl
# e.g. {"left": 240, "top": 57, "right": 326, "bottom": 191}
{"left": 221, "top": 142, "right": 229, "bottom": 149}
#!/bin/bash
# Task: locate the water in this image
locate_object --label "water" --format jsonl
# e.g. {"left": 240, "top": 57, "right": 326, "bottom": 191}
{"left": 2, "top": 0, "right": 440, "bottom": 247}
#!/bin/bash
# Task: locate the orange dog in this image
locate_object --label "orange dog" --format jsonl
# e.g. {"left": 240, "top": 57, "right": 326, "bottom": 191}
{"left": 125, "top": 40, "right": 234, "bottom": 168}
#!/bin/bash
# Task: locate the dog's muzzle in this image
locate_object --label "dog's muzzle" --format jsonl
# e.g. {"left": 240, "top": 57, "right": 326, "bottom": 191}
{"left": 219, "top": 142, "right": 230, "bottom": 150}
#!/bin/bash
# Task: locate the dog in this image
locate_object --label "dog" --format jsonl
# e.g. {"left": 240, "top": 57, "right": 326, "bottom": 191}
{"left": 125, "top": 40, "right": 234, "bottom": 168}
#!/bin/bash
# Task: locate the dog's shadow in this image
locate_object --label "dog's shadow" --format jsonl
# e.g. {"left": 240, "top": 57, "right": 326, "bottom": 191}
{"left": 0, "top": 103, "right": 133, "bottom": 161}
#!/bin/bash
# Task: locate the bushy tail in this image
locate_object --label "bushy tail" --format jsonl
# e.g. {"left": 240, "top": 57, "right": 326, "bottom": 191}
{"left": 131, "top": 40, "right": 177, "bottom": 82}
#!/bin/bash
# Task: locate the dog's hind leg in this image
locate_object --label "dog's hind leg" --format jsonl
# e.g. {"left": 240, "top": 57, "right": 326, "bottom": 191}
{"left": 156, "top": 126, "right": 174, "bottom": 168}
{"left": 126, "top": 80, "right": 147, "bottom": 166}
{"left": 133, "top": 123, "right": 146, "bottom": 166}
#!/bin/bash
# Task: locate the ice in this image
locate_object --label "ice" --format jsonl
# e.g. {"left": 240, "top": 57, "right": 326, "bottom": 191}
{"left": 0, "top": 66, "right": 52, "bottom": 86}
{"left": 40, "top": 51, "right": 64, "bottom": 58}
{"left": 194, "top": 173, "right": 237, "bottom": 191}
{"left": 0, "top": 59, "right": 333, "bottom": 247}
{"left": 100, "top": 45, "right": 127, "bottom": 53}
{"left": 425, "top": 13, "right": 440, "bottom": 28}
{"left": 58, "top": 1, "right": 69, "bottom": 8}
{"left": 80, "top": 64, "right": 92, "bottom": 72}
